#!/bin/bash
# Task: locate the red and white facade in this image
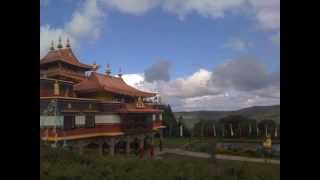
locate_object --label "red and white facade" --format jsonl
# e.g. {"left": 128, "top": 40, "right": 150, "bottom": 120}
{"left": 40, "top": 40, "right": 165, "bottom": 155}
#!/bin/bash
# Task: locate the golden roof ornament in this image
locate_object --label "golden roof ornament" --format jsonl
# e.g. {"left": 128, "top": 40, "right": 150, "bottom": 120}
{"left": 66, "top": 37, "right": 71, "bottom": 48}
{"left": 136, "top": 96, "right": 145, "bottom": 108}
{"left": 118, "top": 67, "right": 123, "bottom": 78}
{"left": 57, "top": 37, "right": 63, "bottom": 49}
{"left": 92, "top": 61, "right": 99, "bottom": 72}
{"left": 106, "top": 63, "right": 111, "bottom": 75}
{"left": 50, "top": 40, "right": 55, "bottom": 51}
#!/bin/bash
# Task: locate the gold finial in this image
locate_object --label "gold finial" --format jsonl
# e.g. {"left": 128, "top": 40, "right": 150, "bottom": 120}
{"left": 106, "top": 64, "right": 111, "bottom": 75}
{"left": 66, "top": 37, "right": 71, "bottom": 48}
{"left": 50, "top": 40, "right": 55, "bottom": 51}
{"left": 118, "top": 67, "right": 123, "bottom": 78}
{"left": 57, "top": 37, "right": 63, "bottom": 49}
{"left": 92, "top": 61, "right": 99, "bottom": 72}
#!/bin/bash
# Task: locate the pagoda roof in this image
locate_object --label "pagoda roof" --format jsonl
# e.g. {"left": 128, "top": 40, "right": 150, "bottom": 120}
{"left": 74, "top": 72, "right": 156, "bottom": 97}
{"left": 40, "top": 48, "right": 93, "bottom": 70}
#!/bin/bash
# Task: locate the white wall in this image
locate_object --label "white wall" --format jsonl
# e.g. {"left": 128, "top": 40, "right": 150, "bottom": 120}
{"left": 95, "top": 115, "right": 120, "bottom": 124}
{"left": 40, "top": 116, "right": 63, "bottom": 127}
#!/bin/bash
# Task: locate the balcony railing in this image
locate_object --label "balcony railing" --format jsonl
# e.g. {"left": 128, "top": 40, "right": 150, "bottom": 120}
{"left": 42, "top": 68, "right": 86, "bottom": 78}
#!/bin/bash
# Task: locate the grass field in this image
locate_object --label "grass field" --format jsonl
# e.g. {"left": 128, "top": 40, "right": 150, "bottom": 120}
{"left": 40, "top": 143, "right": 280, "bottom": 180}
{"left": 156, "top": 137, "right": 280, "bottom": 159}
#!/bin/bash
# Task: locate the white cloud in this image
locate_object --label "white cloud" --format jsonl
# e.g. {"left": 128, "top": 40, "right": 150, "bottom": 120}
{"left": 40, "top": 0, "right": 106, "bottom": 57}
{"left": 122, "top": 73, "right": 145, "bottom": 87}
{"left": 40, "top": 25, "right": 72, "bottom": 57}
{"left": 247, "top": 0, "right": 280, "bottom": 30}
{"left": 66, "top": 0, "right": 105, "bottom": 39}
{"left": 123, "top": 58, "right": 279, "bottom": 111}
{"left": 41, "top": 0, "right": 280, "bottom": 57}
{"left": 100, "top": 0, "right": 279, "bottom": 32}
{"left": 162, "top": 0, "right": 245, "bottom": 19}
{"left": 102, "top": 0, "right": 160, "bottom": 15}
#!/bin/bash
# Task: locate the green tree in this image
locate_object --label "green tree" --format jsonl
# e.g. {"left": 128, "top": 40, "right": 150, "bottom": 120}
{"left": 162, "top": 105, "right": 179, "bottom": 137}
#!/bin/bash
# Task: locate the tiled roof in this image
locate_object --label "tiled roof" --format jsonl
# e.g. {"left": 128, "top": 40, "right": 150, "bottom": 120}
{"left": 74, "top": 72, "right": 156, "bottom": 97}
{"left": 40, "top": 48, "right": 92, "bottom": 69}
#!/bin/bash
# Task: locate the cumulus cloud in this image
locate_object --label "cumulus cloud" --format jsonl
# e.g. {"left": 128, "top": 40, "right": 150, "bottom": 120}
{"left": 40, "top": 0, "right": 106, "bottom": 57}
{"left": 40, "top": 25, "right": 72, "bottom": 57}
{"left": 123, "top": 57, "right": 279, "bottom": 111}
{"left": 66, "top": 0, "right": 105, "bottom": 39}
{"left": 162, "top": 0, "right": 246, "bottom": 19}
{"left": 102, "top": 0, "right": 160, "bottom": 15}
{"left": 41, "top": 0, "right": 280, "bottom": 57}
{"left": 144, "top": 60, "right": 171, "bottom": 82}
{"left": 247, "top": 0, "right": 280, "bottom": 30}
{"left": 100, "top": 0, "right": 280, "bottom": 32}
{"left": 211, "top": 57, "right": 271, "bottom": 91}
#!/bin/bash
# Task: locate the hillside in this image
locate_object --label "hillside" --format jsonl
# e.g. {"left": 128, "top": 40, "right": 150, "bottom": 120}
{"left": 174, "top": 105, "right": 280, "bottom": 129}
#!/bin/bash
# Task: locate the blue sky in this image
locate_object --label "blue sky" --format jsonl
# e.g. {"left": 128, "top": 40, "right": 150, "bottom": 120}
{"left": 40, "top": 0, "right": 280, "bottom": 111}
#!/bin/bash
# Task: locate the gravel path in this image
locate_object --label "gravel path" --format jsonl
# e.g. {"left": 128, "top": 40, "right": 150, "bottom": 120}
{"left": 157, "top": 148, "right": 280, "bottom": 164}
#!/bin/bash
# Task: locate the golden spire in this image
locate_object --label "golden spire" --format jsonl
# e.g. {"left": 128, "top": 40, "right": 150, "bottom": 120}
{"left": 106, "top": 63, "right": 111, "bottom": 75}
{"left": 92, "top": 61, "right": 99, "bottom": 72}
{"left": 50, "top": 40, "right": 55, "bottom": 51}
{"left": 118, "top": 67, "right": 123, "bottom": 78}
{"left": 57, "top": 37, "right": 63, "bottom": 49}
{"left": 66, "top": 37, "right": 71, "bottom": 48}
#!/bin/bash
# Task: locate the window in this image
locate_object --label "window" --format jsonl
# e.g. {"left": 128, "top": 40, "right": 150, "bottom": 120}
{"left": 85, "top": 115, "right": 95, "bottom": 128}
{"left": 64, "top": 116, "right": 75, "bottom": 130}
{"left": 159, "top": 113, "right": 163, "bottom": 121}
{"left": 152, "top": 114, "right": 156, "bottom": 121}
{"left": 75, "top": 116, "right": 85, "bottom": 127}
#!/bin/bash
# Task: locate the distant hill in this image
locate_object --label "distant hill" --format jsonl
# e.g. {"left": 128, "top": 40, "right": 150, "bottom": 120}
{"left": 174, "top": 105, "right": 280, "bottom": 130}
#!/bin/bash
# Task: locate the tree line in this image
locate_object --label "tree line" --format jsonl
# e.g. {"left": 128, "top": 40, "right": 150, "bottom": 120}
{"left": 161, "top": 105, "right": 280, "bottom": 139}
{"left": 191, "top": 115, "right": 279, "bottom": 139}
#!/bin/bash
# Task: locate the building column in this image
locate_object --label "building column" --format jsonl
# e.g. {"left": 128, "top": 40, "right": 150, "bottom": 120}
{"left": 98, "top": 139, "right": 104, "bottom": 155}
{"left": 150, "top": 133, "right": 154, "bottom": 146}
{"left": 159, "top": 129, "right": 163, "bottom": 151}
{"left": 76, "top": 141, "right": 85, "bottom": 155}
{"left": 126, "top": 136, "right": 131, "bottom": 155}
{"left": 139, "top": 135, "right": 145, "bottom": 150}
{"left": 109, "top": 138, "right": 115, "bottom": 156}
{"left": 159, "top": 129, "right": 163, "bottom": 140}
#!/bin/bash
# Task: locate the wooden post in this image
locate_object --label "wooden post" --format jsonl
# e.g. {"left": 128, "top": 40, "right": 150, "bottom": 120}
{"left": 98, "top": 141, "right": 103, "bottom": 155}
{"left": 139, "top": 136, "right": 144, "bottom": 150}
{"left": 109, "top": 138, "right": 115, "bottom": 156}
{"left": 126, "top": 136, "right": 131, "bottom": 155}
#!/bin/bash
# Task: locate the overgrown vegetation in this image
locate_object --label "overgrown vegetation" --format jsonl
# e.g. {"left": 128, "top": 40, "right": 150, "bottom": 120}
{"left": 40, "top": 143, "right": 279, "bottom": 180}
{"left": 158, "top": 137, "right": 280, "bottom": 160}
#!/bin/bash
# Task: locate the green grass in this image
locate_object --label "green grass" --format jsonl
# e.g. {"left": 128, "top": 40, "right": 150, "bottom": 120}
{"left": 40, "top": 143, "right": 279, "bottom": 180}
{"left": 160, "top": 154, "right": 280, "bottom": 179}
{"left": 158, "top": 137, "right": 280, "bottom": 159}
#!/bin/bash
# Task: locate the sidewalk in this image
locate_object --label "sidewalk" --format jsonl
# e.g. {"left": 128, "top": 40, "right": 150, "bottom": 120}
{"left": 157, "top": 148, "right": 280, "bottom": 164}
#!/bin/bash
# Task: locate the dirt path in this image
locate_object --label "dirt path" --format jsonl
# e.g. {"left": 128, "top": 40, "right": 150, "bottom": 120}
{"left": 157, "top": 148, "right": 280, "bottom": 164}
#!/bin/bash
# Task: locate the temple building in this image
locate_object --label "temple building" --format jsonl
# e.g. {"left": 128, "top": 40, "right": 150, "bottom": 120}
{"left": 40, "top": 38, "right": 165, "bottom": 155}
